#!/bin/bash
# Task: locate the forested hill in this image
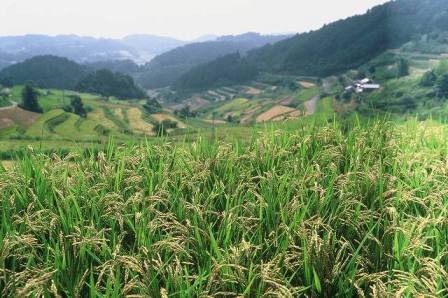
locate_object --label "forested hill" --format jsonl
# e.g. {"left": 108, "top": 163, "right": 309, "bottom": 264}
{"left": 136, "top": 33, "right": 291, "bottom": 89}
{"left": 175, "top": 0, "right": 448, "bottom": 90}
{"left": 0, "top": 55, "right": 88, "bottom": 90}
{"left": 248, "top": 0, "right": 448, "bottom": 77}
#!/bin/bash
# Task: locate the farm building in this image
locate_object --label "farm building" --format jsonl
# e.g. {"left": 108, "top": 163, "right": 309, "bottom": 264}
{"left": 346, "top": 78, "right": 381, "bottom": 93}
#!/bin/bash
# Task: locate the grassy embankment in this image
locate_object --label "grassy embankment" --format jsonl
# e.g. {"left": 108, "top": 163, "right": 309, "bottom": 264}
{"left": 1, "top": 114, "right": 448, "bottom": 296}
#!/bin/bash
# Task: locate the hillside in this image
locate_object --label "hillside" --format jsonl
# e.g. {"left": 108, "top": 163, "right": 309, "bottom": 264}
{"left": 176, "top": 0, "right": 448, "bottom": 90}
{"left": 136, "top": 33, "right": 291, "bottom": 89}
{"left": 0, "top": 55, "right": 88, "bottom": 90}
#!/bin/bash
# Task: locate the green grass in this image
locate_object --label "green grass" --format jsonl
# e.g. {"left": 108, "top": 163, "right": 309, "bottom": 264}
{"left": 11, "top": 86, "right": 98, "bottom": 112}
{"left": 316, "top": 96, "right": 335, "bottom": 119}
{"left": 0, "top": 96, "right": 10, "bottom": 107}
{"left": 1, "top": 117, "right": 448, "bottom": 296}
{"left": 25, "top": 109, "right": 66, "bottom": 138}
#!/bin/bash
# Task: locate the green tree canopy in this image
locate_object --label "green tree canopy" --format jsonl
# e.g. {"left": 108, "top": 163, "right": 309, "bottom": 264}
{"left": 69, "top": 95, "right": 87, "bottom": 118}
{"left": 20, "top": 82, "right": 42, "bottom": 113}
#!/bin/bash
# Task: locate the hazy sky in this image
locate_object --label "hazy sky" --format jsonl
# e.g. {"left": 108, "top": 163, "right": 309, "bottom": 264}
{"left": 0, "top": 0, "right": 389, "bottom": 40}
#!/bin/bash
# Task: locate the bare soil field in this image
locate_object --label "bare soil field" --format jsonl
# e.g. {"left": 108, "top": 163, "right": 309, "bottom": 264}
{"left": 0, "top": 107, "right": 40, "bottom": 130}
{"left": 188, "top": 97, "right": 210, "bottom": 111}
{"left": 299, "top": 81, "right": 316, "bottom": 88}
{"left": 256, "top": 105, "right": 297, "bottom": 122}
{"left": 244, "top": 87, "right": 262, "bottom": 95}
{"left": 240, "top": 106, "right": 263, "bottom": 123}
{"left": 280, "top": 96, "right": 294, "bottom": 106}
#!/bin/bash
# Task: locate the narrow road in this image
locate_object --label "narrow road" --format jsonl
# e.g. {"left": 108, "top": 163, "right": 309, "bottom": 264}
{"left": 304, "top": 95, "right": 319, "bottom": 116}
{"left": 304, "top": 77, "right": 333, "bottom": 116}
{"left": 0, "top": 101, "right": 18, "bottom": 111}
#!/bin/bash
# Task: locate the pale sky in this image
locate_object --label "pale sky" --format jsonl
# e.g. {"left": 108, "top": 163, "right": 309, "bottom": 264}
{"left": 0, "top": 0, "right": 389, "bottom": 40}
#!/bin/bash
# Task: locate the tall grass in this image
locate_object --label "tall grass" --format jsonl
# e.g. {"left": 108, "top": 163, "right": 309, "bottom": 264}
{"left": 1, "top": 118, "right": 448, "bottom": 297}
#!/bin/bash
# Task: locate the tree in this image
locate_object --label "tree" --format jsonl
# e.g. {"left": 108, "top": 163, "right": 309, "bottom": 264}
{"left": 76, "top": 69, "right": 147, "bottom": 99}
{"left": 153, "top": 119, "right": 178, "bottom": 136}
{"left": 397, "top": 58, "right": 410, "bottom": 78}
{"left": 20, "top": 82, "right": 42, "bottom": 113}
{"left": 142, "top": 98, "right": 162, "bottom": 114}
{"left": 420, "top": 70, "right": 437, "bottom": 87}
{"left": 436, "top": 73, "right": 448, "bottom": 98}
{"left": 69, "top": 95, "right": 87, "bottom": 117}
{"left": 178, "top": 106, "right": 197, "bottom": 119}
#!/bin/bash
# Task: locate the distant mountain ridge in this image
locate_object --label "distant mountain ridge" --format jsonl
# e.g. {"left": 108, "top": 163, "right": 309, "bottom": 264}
{"left": 136, "top": 32, "right": 292, "bottom": 88}
{"left": 0, "top": 34, "right": 186, "bottom": 69}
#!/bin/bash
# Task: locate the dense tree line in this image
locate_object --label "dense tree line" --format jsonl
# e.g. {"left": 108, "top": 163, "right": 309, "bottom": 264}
{"left": 76, "top": 69, "right": 147, "bottom": 99}
{"left": 20, "top": 82, "right": 42, "bottom": 113}
{"left": 247, "top": 0, "right": 448, "bottom": 77}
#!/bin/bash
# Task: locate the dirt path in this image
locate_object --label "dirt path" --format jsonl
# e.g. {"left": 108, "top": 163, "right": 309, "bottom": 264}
{"left": 0, "top": 101, "right": 18, "bottom": 111}
{"left": 304, "top": 95, "right": 319, "bottom": 116}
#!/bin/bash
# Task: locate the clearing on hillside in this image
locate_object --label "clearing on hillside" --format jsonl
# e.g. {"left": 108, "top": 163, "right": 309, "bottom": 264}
{"left": 244, "top": 86, "right": 262, "bottom": 95}
{"left": 299, "top": 81, "right": 316, "bottom": 88}
{"left": 256, "top": 105, "right": 297, "bottom": 122}
{"left": 0, "top": 107, "right": 40, "bottom": 130}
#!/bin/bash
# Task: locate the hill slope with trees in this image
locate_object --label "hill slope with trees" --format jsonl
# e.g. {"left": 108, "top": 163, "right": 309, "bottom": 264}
{"left": 136, "top": 33, "right": 291, "bottom": 89}
{"left": 0, "top": 55, "right": 88, "bottom": 90}
{"left": 76, "top": 69, "right": 147, "bottom": 99}
{"left": 175, "top": 0, "right": 448, "bottom": 90}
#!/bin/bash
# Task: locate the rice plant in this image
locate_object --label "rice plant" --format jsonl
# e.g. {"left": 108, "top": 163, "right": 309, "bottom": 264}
{"left": 1, "top": 118, "right": 448, "bottom": 297}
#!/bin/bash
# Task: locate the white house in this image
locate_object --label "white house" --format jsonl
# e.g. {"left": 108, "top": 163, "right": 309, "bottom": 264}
{"left": 347, "top": 78, "right": 380, "bottom": 94}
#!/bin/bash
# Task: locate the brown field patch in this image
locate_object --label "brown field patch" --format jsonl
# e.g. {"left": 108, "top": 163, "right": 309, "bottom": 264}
{"left": 151, "top": 114, "right": 186, "bottom": 128}
{"left": 127, "top": 108, "right": 153, "bottom": 134}
{"left": 1, "top": 160, "right": 14, "bottom": 170}
{"left": 113, "top": 108, "right": 124, "bottom": 121}
{"left": 89, "top": 109, "right": 117, "bottom": 129}
{"left": 208, "top": 91, "right": 226, "bottom": 101}
{"left": 280, "top": 97, "right": 294, "bottom": 106}
{"left": 299, "top": 81, "right": 316, "bottom": 88}
{"left": 256, "top": 105, "right": 297, "bottom": 123}
{"left": 0, "top": 107, "right": 40, "bottom": 129}
{"left": 189, "top": 97, "right": 210, "bottom": 111}
{"left": 240, "top": 106, "right": 263, "bottom": 124}
{"left": 245, "top": 87, "right": 262, "bottom": 95}
{"left": 289, "top": 110, "right": 303, "bottom": 117}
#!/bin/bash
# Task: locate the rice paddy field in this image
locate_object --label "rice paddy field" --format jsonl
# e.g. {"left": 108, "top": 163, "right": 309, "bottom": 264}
{"left": 1, "top": 116, "right": 448, "bottom": 297}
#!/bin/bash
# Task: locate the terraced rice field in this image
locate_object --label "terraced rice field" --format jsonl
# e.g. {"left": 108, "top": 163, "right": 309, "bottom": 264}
{"left": 127, "top": 108, "right": 153, "bottom": 134}
{"left": 25, "top": 109, "right": 65, "bottom": 138}
{"left": 88, "top": 109, "right": 118, "bottom": 130}
{"left": 256, "top": 105, "right": 297, "bottom": 122}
